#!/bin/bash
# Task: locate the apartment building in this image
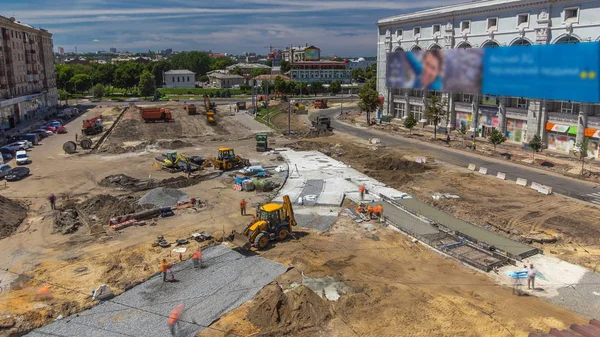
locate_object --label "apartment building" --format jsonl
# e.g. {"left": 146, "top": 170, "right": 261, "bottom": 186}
{"left": 377, "top": 0, "right": 600, "bottom": 156}
{"left": 0, "top": 15, "right": 58, "bottom": 131}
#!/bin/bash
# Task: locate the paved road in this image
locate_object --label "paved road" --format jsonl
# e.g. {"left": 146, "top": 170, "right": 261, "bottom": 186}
{"left": 321, "top": 109, "right": 600, "bottom": 203}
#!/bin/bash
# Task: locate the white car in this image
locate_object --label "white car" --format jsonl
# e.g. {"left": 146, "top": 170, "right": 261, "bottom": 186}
{"left": 37, "top": 129, "right": 54, "bottom": 136}
{"left": 15, "top": 151, "right": 30, "bottom": 165}
{"left": 5, "top": 141, "right": 29, "bottom": 152}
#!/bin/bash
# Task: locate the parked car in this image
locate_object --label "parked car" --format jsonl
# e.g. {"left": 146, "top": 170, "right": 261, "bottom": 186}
{"left": 44, "top": 125, "right": 56, "bottom": 132}
{"left": 4, "top": 141, "right": 29, "bottom": 152}
{"left": 56, "top": 125, "right": 67, "bottom": 134}
{"left": 37, "top": 129, "right": 54, "bottom": 136}
{"left": 45, "top": 121, "right": 61, "bottom": 129}
{"left": 1, "top": 152, "right": 12, "bottom": 161}
{"left": 15, "top": 151, "right": 30, "bottom": 165}
{"left": 0, "top": 164, "right": 12, "bottom": 179}
{"left": 5, "top": 166, "right": 30, "bottom": 181}
{"left": 32, "top": 130, "right": 49, "bottom": 139}
{"left": 21, "top": 134, "right": 40, "bottom": 145}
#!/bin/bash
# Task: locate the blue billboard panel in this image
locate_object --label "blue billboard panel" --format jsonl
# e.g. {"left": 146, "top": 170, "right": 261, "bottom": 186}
{"left": 386, "top": 42, "right": 600, "bottom": 103}
{"left": 482, "top": 43, "right": 600, "bottom": 103}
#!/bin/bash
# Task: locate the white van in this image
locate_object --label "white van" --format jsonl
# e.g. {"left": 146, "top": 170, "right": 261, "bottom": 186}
{"left": 15, "top": 150, "right": 30, "bottom": 165}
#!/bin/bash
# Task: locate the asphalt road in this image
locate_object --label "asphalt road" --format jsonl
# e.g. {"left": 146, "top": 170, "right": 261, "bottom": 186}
{"left": 322, "top": 108, "right": 600, "bottom": 203}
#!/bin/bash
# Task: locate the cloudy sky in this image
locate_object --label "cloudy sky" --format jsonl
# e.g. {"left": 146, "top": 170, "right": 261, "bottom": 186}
{"left": 5, "top": 0, "right": 456, "bottom": 56}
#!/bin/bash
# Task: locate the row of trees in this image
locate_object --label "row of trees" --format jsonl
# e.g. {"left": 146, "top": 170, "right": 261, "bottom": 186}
{"left": 55, "top": 52, "right": 238, "bottom": 96}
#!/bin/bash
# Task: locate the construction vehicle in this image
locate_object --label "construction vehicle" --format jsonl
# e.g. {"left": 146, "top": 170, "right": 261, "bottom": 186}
{"left": 155, "top": 152, "right": 203, "bottom": 172}
{"left": 312, "top": 98, "right": 328, "bottom": 109}
{"left": 184, "top": 104, "right": 198, "bottom": 115}
{"left": 203, "top": 95, "right": 217, "bottom": 124}
{"left": 82, "top": 116, "right": 103, "bottom": 135}
{"left": 294, "top": 102, "right": 307, "bottom": 114}
{"left": 201, "top": 147, "right": 250, "bottom": 171}
{"left": 231, "top": 195, "right": 296, "bottom": 250}
{"left": 236, "top": 102, "right": 246, "bottom": 111}
{"left": 140, "top": 107, "right": 173, "bottom": 123}
{"left": 309, "top": 114, "right": 333, "bottom": 131}
{"left": 255, "top": 133, "right": 268, "bottom": 152}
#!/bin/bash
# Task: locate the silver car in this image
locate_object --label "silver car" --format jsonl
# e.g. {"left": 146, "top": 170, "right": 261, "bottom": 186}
{"left": 0, "top": 164, "right": 12, "bottom": 179}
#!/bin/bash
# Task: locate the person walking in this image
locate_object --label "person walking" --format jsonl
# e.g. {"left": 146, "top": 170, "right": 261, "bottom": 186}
{"left": 527, "top": 264, "right": 537, "bottom": 290}
{"left": 359, "top": 185, "right": 366, "bottom": 200}
{"left": 240, "top": 199, "right": 247, "bottom": 216}
{"left": 186, "top": 162, "right": 192, "bottom": 178}
{"left": 48, "top": 193, "right": 56, "bottom": 210}
{"left": 75, "top": 133, "right": 78, "bottom": 142}
{"left": 161, "top": 259, "right": 171, "bottom": 282}
{"left": 192, "top": 249, "right": 202, "bottom": 268}
{"left": 168, "top": 304, "right": 184, "bottom": 336}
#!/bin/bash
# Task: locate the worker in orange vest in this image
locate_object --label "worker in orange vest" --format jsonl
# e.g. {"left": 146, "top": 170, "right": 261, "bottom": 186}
{"left": 366, "top": 205, "right": 374, "bottom": 219}
{"left": 356, "top": 203, "right": 365, "bottom": 214}
{"left": 192, "top": 249, "right": 202, "bottom": 268}
{"left": 168, "top": 304, "right": 184, "bottom": 336}
{"left": 359, "top": 185, "right": 366, "bottom": 200}
{"left": 374, "top": 204, "right": 383, "bottom": 219}
{"left": 161, "top": 259, "right": 171, "bottom": 282}
{"left": 240, "top": 199, "right": 247, "bottom": 216}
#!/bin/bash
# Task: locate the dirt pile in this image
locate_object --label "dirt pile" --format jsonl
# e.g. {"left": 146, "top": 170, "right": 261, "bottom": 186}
{"left": 78, "top": 195, "right": 140, "bottom": 225}
{"left": 157, "top": 139, "right": 192, "bottom": 149}
{"left": 0, "top": 195, "right": 27, "bottom": 239}
{"left": 99, "top": 174, "right": 142, "bottom": 190}
{"left": 99, "top": 172, "right": 222, "bottom": 192}
{"left": 248, "top": 284, "right": 331, "bottom": 335}
{"left": 365, "top": 156, "right": 429, "bottom": 173}
{"left": 53, "top": 209, "right": 81, "bottom": 234}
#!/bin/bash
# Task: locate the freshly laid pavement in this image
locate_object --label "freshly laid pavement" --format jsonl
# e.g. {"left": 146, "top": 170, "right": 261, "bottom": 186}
{"left": 27, "top": 245, "right": 287, "bottom": 337}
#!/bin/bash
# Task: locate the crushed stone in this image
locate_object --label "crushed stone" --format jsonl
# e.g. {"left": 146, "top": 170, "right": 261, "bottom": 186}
{"left": 138, "top": 187, "right": 189, "bottom": 208}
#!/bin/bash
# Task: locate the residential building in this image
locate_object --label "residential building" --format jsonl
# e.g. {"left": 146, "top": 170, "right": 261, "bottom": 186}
{"left": 289, "top": 61, "right": 351, "bottom": 84}
{"left": 282, "top": 45, "right": 321, "bottom": 62}
{"left": 111, "top": 56, "right": 152, "bottom": 64}
{"left": 0, "top": 16, "right": 58, "bottom": 131}
{"left": 57, "top": 47, "right": 64, "bottom": 55}
{"left": 165, "top": 48, "right": 172, "bottom": 55}
{"left": 377, "top": 0, "right": 600, "bottom": 156}
{"left": 164, "top": 69, "right": 196, "bottom": 89}
{"left": 253, "top": 74, "right": 290, "bottom": 86}
{"left": 348, "top": 57, "right": 376, "bottom": 70}
{"left": 226, "top": 63, "right": 271, "bottom": 76}
{"left": 109, "top": 47, "right": 117, "bottom": 53}
{"left": 208, "top": 73, "right": 245, "bottom": 88}
{"left": 65, "top": 58, "right": 90, "bottom": 66}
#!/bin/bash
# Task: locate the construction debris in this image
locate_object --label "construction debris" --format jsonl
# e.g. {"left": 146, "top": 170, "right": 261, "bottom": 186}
{"left": 432, "top": 193, "right": 461, "bottom": 200}
{"left": 53, "top": 209, "right": 81, "bottom": 234}
{"left": 0, "top": 195, "right": 27, "bottom": 239}
{"left": 137, "top": 188, "right": 189, "bottom": 208}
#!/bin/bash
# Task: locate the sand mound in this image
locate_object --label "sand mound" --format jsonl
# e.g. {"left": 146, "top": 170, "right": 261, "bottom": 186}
{"left": 0, "top": 195, "right": 27, "bottom": 239}
{"left": 249, "top": 284, "right": 331, "bottom": 335}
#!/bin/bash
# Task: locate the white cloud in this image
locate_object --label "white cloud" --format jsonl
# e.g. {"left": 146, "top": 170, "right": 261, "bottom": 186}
{"left": 92, "top": 39, "right": 99, "bottom": 42}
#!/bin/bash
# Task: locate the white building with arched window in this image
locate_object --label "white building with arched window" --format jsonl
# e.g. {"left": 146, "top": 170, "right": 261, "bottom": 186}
{"left": 377, "top": 0, "right": 600, "bottom": 155}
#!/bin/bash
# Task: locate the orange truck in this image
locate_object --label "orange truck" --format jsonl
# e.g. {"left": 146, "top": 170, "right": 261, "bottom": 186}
{"left": 313, "top": 99, "right": 328, "bottom": 109}
{"left": 140, "top": 107, "right": 173, "bottom": 123}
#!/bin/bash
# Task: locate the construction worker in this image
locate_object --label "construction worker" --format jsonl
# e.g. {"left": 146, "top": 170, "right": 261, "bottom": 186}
{"left": 375, "top": 204, "right": 384, "bottom": 220}
{"left": 161, "top": 259, "right": 171, "bottom": 282}
{"left": 168, "top": 304, "right": 184, "bottom": 336}
{"left": 75, "top": 132, "right": 78, "bottom": 142}
{"left": 366, "top": 205, "right": 374, "bottom": 220}
{"left": 240, "top": 199, "right": 247, "bottom": 216}
{"left": 48, "top": 193, "right": 56, "bottom": 210}
{"left": 192, "top": 249, "right": 202, "bottom": 268}
{"left": 359, "top": 185, "right": 366, "bottom": 200}
{"left": 356, "top": 203, "right": 365, "bottom": 214}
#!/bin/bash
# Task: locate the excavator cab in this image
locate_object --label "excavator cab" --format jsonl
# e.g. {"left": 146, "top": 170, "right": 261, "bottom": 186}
{"left": 218, "top": 148, "right": 235, "bottom": 161}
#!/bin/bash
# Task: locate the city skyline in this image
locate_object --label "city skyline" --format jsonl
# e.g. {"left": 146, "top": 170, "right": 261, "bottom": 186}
{"left": 4, "top": 0, "right": 457, "bottom": 56}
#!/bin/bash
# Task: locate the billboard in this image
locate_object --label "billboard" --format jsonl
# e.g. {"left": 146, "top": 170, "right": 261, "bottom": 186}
{"left": 386, "top": 42, "right": 600, "bottom": 103}
{"left": 305, "top": 47, "right": 320, "bottom": 61}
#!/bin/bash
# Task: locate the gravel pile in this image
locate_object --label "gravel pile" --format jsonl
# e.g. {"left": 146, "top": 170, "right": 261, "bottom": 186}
{"left": 26, "top": 245, "right": 288, "bottom": 337}
{"left": 138, "top": 187, "right": 189, "bottom": 208}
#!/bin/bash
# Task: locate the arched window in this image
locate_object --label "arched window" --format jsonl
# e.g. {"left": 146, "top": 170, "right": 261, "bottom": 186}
{"left": 411, "top": 45, "right": 422, "bottom": 52}
{"left": 511, "top": 39, "right": 531, "bottom": 46}
{"left": 555, "top": 35, "right": 580, "bottom": 44}
{"left": 481, "top": 41, "right": 499, "bottom": 48}
{"left": 429, "top": 44, "right": 442, "bottom": 50}
{"left": 456, "top": 42, "right": 472, "bottom": 49}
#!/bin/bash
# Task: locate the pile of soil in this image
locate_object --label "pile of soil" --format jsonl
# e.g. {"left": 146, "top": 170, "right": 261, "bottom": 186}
{"left": 78, "top": 195, "right": 141, "bottom": 225}
{"left": 249, "top": 284, "right": 331, "bottom": 336}
{"left": 0, "top": 195, "right": 27, "bottom": 239}
{"left": 99, "top": 174, "right": 142, "bottom": 190}
{"left": 53, "top": 209, "right": 81, "bottom": 234}
{"left": 99, "top": 172, "right": 222, "bottom": 192}
{"left": 365, "top": 156, "right": 429, "bottom": 173}
{"left": 157, "top": 139, "right": 192, "bottom": 149}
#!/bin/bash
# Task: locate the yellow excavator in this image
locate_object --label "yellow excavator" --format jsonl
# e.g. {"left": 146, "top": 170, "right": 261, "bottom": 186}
{"left": 161, "top": 152, "right": 192, "bottom": 171}
{"left": 203, "top": 94, "right": 216, "bottom": 124}
{"left": 201, "top": 147, "right": 250, "bottom": 170}
{"left": 231, "top": 195, "right": 296, "bottom": 250}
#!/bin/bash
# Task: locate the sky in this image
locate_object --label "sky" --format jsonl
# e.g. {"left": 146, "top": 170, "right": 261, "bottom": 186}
{"left": 3, "top": 0, "right": 457, "bottom": 56}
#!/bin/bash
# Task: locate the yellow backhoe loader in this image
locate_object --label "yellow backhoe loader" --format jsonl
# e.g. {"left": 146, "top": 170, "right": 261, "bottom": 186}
{"left": 231, "top": 195, "right": 296, "bottom": 250}
{"left": 203, "top": 94, "right": 217, "bottom": 124}
{"left": 201, "top": 147, "right": 250, "bottom": 170}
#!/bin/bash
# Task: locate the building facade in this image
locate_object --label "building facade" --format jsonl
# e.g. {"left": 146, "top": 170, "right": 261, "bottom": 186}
{"left": 377, "top": 0, "right": 600, "bottom": 157}
{"left": 347, "top": 57, "right": 377, "bottom": 71}
{"left": 282, "top": 45, "right": 321, "bottom": 63}
{"left": 0, "top": 16, "right": 58, "bottom": 132}
{"left": 289, "top": 61, "right": 351, "bottom": 84}
{"left": 226, "top": 63, "right": 271, "bottom": 76}
{"left": 164, "top": 70, "right": 196, "bottom": 89}
{"left": 207, "top": 73, "right": 245, "bottom": 88}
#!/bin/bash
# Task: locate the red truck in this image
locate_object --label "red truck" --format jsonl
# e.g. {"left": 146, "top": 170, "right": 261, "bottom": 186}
{"left": 140, "top": 107, "right": 173, "bottom": 123}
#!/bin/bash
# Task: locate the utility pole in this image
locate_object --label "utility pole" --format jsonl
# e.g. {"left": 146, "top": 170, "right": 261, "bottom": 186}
{"left": 340, "top": 86, "right": 343, "bottom": 117}
{"left": 288, "top": 98, "right": 291, "bottom": 135}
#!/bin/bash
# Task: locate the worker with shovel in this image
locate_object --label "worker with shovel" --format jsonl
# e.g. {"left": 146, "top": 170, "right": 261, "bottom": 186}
{"left": 168, "top": 304, "right": 184, "bottom": 336}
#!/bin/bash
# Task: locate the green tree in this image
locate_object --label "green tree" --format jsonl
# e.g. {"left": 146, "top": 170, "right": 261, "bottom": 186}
{"left": 198, "top": 75, "right": 209, "bottom": 83}
{"left": 250, "top": 68, "right": 268, "bottom": 78}
{"left": 488, "top": 129, "right": 506, "bottom": 151}
{"left": 274, "top": 76, "right": 287, "bottom": 94}
{"left": 352, "top": 68, "right": 365, "bottom": 83}
{"left": 574, "top": 137, "right": 590, "bottom": 175}
{"left": 295, "top": 82, "right": 308, "bottom": 96}
{"left": 138, "top": 70, "right": 156, "bottom": 97}
{"left": 310, "top": 81, "right": 324, "bottom": 96}
{"left": 171, "top": 51, "right": 211, "bottom": 77}
{"left": 56, "top": 64, "right": 75, "bottom": 90}
{"left": 529, "top": 135, "right": 543, "bottom": 161}
{"left": 70, "top": 74, "right": 92, "bottom": 93}
{"left": 91, "top": 83, "right": 105, "bottom": 99}
{"left": 58, "top": 89, "right": 69, "bottom": 104}
{"left": 329, "top": 81, "right": 341, "bottom": 95}
{"left": 358, "top": 85, "right": 379, "bottom": 124}
{"left": 91, "top": 63, "right": 115, "bottom": 86}
{"left": 231, "top": 66, "right": 243, "bottom": 76}
{"left": 425, "top": 94, "right": 447, "bottom": 139}
{"left": 459, "top": 123, "right": 467, "bottom": 146}
{"left": 404, "top": 112, "right": 417, "bottom": 134}
{"left": 114, "top": 61, "right": 142, "bottom": 93}
{"left": 210, "top": 56, "right": 235, "bottom": 70}
{"left": 280, "top": 60, "right": 291, "bottom": 73}
{"left": 264, "top": 60, "right": 273, "bottom": 67}
{"left": 365, "top": 77, "right": 376, "bottom": 91}
{"left": 152, "top": 60, "right": 171, "bottom": 86}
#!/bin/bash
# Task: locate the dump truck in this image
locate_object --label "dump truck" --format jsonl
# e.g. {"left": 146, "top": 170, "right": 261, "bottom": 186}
{"left": 201, "top": 147, "right": 250, "bottom": 171}
{"left": 231, "top": 195, "right": 296, "bottom": 250}
{"left": 309, "top": 114, "right": 333, "bottom": 131}
{"left": 184, "top": 104, "right": 198, "bottom": 115}
{"left": 236, "top": 102, "right": 247, "bottom": 111}
{"left": 313, "top": 98, "right": 328, "bottom": 109}
{"left": 255, "top": 132, "right": 268, "bottom": 152}
{"left": 140, "top": 107, "right": 173, "bottom": 122}
{"left": 82, "top": 116, "right": 103, "bottom": 135}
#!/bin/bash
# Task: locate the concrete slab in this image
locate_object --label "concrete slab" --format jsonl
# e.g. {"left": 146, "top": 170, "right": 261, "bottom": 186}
{"left": 293, "top": 207, "right": 339, "bottom": 232}
{"left": 27, "top": 245, "right": 287, "bottom": 337}
{"left": 381, "top": 200, "right": 438, "bottom": 236}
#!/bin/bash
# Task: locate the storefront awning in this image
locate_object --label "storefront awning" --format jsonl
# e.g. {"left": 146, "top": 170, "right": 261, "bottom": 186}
{"left": 567, "top": 126, "right": 578, "bottom": 135}
{"left": 585, "top": 128, "right": 600, "bottom": 138}
{"left": 546, "top": 122, "right": 570, "bottom": 133}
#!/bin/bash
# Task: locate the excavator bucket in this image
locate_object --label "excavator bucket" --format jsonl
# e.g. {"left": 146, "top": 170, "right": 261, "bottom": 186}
{"left": 231, "top": 231, "right": 251, "bottom": 250}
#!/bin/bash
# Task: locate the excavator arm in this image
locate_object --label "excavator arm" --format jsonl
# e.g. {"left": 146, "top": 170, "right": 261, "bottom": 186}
{"left": 282, "top": 195, "right": 296, "bottom": 228}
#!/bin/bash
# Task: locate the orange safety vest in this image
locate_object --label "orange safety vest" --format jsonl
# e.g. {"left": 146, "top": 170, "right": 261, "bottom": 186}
{"left": 367, "top": 206, "right": 373, "bottom": 213}
{"left": 168, "top": 312, "right": 179, "bottom": 326}
{"left": 240, "top": 200, "right": 246, "bottom": 208}
{"left": 375, "top": 205, "right": 383, "bottom": 214}
{"left": 192, "top": 251, "right": 201, "bottom": 260}
{"left": 161, "top": 262, "right": 168, "bottom": 273}
{"left": 359, "top": 185, "right": 365, "bottom": 193}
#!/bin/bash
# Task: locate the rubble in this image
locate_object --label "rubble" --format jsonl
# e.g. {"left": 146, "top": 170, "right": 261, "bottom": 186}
{"left": 0, "top": 195, "right": 27, "bottom": 239}
{"left": 138, "top": 187, "right": 189, "bottom": 208}
{"left": 53, "top": 209, "right": 81, "bottom": 234}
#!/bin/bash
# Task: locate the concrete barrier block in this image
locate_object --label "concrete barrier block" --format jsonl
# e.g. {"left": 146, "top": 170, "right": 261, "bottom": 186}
{"left": 530, "top": 182, "right": 542, "bottom": 191}
{"left": 516, "top": 178, "right": 527, "bottom": 186}
{"left": 415, "top": 157, "right": 427, "bottom": 164}
{"left": 468, "top": 164, "right": 477, "bottom": 171}
{"left": 497, "top": 172, "right": 506, "bottom": 180}
{"left": 478, "top": 167, "right": 488, "bottom": 175}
